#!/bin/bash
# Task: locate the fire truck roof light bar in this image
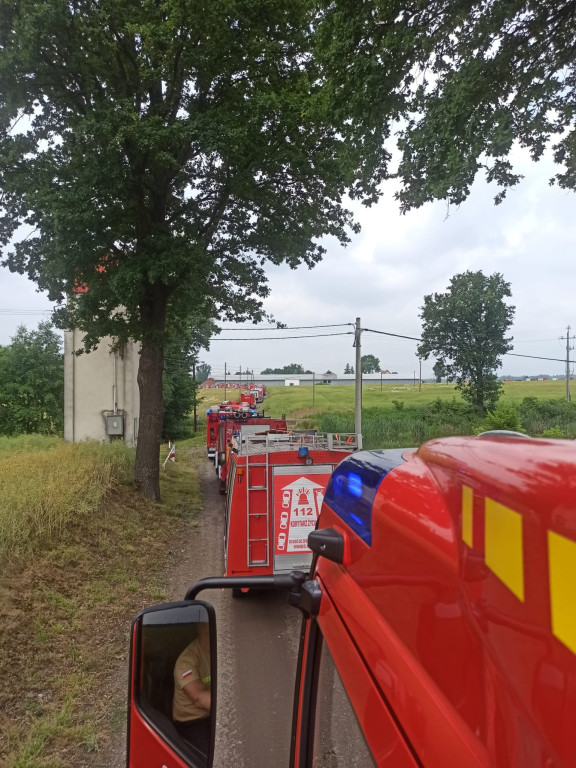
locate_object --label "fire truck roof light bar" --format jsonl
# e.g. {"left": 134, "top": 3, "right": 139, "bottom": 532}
{"left": 324, "top": 449, "right": 408, "bottom": 546}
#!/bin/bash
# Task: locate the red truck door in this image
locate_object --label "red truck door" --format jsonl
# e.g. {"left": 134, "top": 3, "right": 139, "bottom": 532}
{"left": 127, "top": 601, "right": 216, "bottom": 768}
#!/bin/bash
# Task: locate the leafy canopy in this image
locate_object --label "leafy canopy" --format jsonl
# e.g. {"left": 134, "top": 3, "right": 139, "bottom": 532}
{"left": 0, "top": 0, "right": 414, "bottom": 349}
{"left": 418, "top": 271, "right": 515, "bottom": 412}
{"left": 0, "top": 322, "right": 64, "bottom": 435}
{"left": 261, "top": 364, "right": 313, "bottom": 375}
{"left": 0, "top": 0, "right": 419, "bottom": 498}
{"left": 395, "top": 0, "right": 576, "bottom": 210}
{"left": 361, "top": 354, "right": 381, "bottom": 374}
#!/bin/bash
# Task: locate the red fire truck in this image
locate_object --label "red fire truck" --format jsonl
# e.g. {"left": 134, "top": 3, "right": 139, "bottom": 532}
{"left": 127, "top": 433, "right": 576, "bottom": 768}
{"left": 213, "top": 414, "right": 288, "bottom": 494}
{"left": 223, "top": 431, "right": 358, "bottom": 587}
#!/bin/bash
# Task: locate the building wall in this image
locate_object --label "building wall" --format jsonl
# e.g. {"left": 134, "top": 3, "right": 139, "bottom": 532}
{"left": 64, "top": 330, "right": 140, "bottom": 445}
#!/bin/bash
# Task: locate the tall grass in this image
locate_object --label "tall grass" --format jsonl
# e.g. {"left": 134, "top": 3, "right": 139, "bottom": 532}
{"left": 319, "top": 399, "right": 478, "bottom": 448}
{"left": 0, "top": 440, "right": 133, "bottom": 560}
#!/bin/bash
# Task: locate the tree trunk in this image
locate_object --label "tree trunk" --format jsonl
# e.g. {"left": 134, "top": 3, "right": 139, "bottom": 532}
{"left": 134, "top": 337, "right": 165, "bottom": 501}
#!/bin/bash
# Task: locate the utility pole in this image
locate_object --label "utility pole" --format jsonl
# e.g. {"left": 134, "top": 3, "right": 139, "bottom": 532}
{"left": 353, "top": 317, "right": 363, "bottom": 448}
{"left": 312, "top": 371, "right": 315, "bottom": 408}
{"left": 419, "top": 358, "right": 422, "bottom": 392}
{"left": 192, "top": 361, "right": 197, "bottom": 432}
{"left": 224, "top": 362, "right": 227, "bottom": 400}
{"left": 239, "top": 365, "right": 242, "bottom": 387}
{"left": 560, "top": 326, "right": 573, "bottom": 402}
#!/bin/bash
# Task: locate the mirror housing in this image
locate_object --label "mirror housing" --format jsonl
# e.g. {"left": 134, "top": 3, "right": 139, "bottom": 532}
{"left": 127, "top": 601, "right": 216, "bottom": 768}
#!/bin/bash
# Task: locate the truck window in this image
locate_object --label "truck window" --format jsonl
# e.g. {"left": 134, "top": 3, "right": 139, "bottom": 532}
{"left": 312, "top": 635, "right": 376, "bottom": 767}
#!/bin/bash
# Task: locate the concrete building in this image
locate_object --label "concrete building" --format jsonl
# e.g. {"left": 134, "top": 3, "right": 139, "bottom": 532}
{"left": 64, "top": 330, "right": 140, "bottom": 445}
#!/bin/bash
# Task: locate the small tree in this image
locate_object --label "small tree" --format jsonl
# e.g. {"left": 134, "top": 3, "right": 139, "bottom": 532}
{"left": 418, "top": 271, "right": 515, "bottom": 413}
{"left": 361, "top": 354, "right": 380, "bottom": 374}
{"left": 344, "top": 363, "right": 354, "bottom": 374}
{"left": 433, "top": 360, "right": 447, "bottom": 383}
{"left": 0, "top": 322, "right": 63, "bottom": 435}
{"left": 195, "top": 362, "right": 211, "bottom": 383}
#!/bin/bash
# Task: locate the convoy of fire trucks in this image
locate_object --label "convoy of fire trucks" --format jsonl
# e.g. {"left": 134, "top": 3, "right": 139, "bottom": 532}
{"left": 127, "top": 383, "right": 576, "bottom": 768}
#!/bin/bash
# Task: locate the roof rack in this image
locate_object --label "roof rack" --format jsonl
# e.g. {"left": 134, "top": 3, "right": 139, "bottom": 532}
{"left": 232, "top": 431, "right": 359, "bottom": 456}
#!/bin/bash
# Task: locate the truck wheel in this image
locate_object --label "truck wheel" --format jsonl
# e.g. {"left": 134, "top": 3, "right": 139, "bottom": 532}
{"left": 219, "top": 480, "right": 226, "bottom": 495}
{"left": 232, "top": 587, "right": 247, "bottom": 598}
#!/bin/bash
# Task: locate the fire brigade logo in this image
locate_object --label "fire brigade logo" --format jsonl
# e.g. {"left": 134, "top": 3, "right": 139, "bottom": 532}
{"left": 274, "top": 475, "right": 329, "bottom": 554}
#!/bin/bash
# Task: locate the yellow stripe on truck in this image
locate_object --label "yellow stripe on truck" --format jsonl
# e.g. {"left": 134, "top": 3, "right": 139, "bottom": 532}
{"left": 548, "top": 530, "right": 576, "bottom": 654}
{"left": 485, "top": 498, "right": 525, "bottom": 602}
{"left": 462, "top": 485, "right": 474, "bottom": 547}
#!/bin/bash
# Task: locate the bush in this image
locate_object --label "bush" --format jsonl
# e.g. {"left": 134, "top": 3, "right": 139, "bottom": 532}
{"left": 474, "top": 402, "right": 525, "bottom": 434}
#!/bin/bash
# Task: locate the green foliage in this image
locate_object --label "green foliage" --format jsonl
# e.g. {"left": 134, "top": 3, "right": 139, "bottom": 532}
{"left": 320, "top": 400, "right": 479, "bottom": 449}
{"left": 395, "top": 0, "right": 576, "bottom": 210}
{"left": 361, "top": 354, "right": 380, "bottom": 374}
{"left": 0, "top": 322, "right": 63, "bottom": 436}
{"left": 261, "top": 364, "right": 313, "bottom": 375}
{"left": 474, "top": 402, "right": 525, "bottom": 434}
{"left": 519, "top": 397, "right": 576, "bottom": 437}
{"left": 0, "top": 0, "right": 415, "bottom": 498}
{"left": 195, "top": 362, "right": 211, "bottom": 383}
{"left": 541, "top": 426, "right": 565, "bottom": 438}
{"left": 344, "top": 363, "right": 354, "bottom": 374}
{"left": 418, "top": 271, "right": 515, "bottom": 413}
{"left": 433, "top": 360, "right": 447, "bottom": 383}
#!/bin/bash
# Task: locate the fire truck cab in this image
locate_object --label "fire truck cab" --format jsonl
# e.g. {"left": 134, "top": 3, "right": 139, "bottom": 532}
{"left": 127, "top": 434, "right": 576, "bottom": 768}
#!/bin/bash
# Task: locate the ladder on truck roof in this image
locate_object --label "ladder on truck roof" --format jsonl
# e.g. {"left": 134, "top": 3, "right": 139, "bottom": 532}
{"left": 237, "top": 432, "right": 359, "bottom": 568}
{"left": 245, "top": 444, "right": 270, "bottom": 568}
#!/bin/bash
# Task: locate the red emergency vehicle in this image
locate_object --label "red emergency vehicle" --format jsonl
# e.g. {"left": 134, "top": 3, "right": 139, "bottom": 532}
{"left": 213, "top": 414, "right": 288, "bottom": 494}
{"left": 205, "top": 401, "right": 263, "bottom": 459}
{"left": 127, "top": 433, "right": 576, "bottom": 768}
{"left": 223, "top": 431, "right": 358, "bottom": 586}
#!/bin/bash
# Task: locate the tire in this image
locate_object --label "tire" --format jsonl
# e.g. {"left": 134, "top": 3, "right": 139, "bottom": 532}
{"left": 219, "top": 480, "right": 226, "bottom": 495}
{"left": 232, "top": 587, "right": 247, "bottom": 599}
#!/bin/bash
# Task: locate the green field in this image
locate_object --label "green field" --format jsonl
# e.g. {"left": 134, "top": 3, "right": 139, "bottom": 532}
{"left": 198, "top": 380, "right": 576, "bottom": 448}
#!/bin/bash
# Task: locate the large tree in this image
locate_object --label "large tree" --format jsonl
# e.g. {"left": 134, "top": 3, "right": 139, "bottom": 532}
{"left": 0, "top": 322, "right": 64, "bottom": 435}
{"left": 0, "top": 0, "right": 416, "bottom": 499}
{"left": 395, "top": 0, "right": 576, "bottom": 210}
{"left": 361, "top": 354, "right": 381, "bottom": 374}
{"left": 418, "top": 271, "right": 515, "bottom": 413}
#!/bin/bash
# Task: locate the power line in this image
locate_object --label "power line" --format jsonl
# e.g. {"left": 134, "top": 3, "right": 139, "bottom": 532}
{"left": 0, "top": 308, "right": 53, "bottom": 315}
{"left": 216, "top": 323, "right": 353, "bottom": 331}
{"left": 210, "top": 331, "right": 353, "bottom": 341}
{"left": 363, "top": 326, "right": 576, "bottom": 365}
{"left": 362, "top": 327, "right": 421, "bottom": 342}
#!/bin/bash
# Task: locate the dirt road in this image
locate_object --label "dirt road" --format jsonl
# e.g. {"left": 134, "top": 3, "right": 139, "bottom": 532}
{"left": 165, "top": 449, "right": 302, "bottom": 768}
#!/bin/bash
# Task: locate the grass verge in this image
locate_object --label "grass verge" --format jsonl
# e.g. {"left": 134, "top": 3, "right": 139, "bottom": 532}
{"left": 0, "top": 439, "right": 203, "bottom": 768}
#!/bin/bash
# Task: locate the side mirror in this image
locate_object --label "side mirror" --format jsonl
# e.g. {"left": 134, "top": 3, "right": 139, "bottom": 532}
{"left": 127, "top": 601, "right": 216, "bottom": 768}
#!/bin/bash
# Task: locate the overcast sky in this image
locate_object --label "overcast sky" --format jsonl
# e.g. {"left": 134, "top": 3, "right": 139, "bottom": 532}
{"left": 1, "top": 143, "right": 574, "bottom": 380}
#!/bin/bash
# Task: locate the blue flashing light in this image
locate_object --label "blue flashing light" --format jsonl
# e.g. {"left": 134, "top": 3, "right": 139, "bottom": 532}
{"left": 298, "top": 446, "right": 309, "bottom": 458}
{"left": 324, "top": 449, "right": 407, "bottom": 546}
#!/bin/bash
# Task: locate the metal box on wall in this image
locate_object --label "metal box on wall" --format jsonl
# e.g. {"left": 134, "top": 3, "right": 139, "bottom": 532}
{"left": 106, "top": 414, "right": 124, "bottom": 435}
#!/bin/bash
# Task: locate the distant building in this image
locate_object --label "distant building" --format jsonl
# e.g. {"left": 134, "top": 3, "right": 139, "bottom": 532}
{"left": 208, "top": 373, "right": 415, "bottom": 387}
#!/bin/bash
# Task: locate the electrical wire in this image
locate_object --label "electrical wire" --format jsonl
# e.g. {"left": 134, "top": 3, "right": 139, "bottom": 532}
{"left": 215, "top": 323, "right": 354, "bottom": 331}
{"left": 210, "top": 331, "right": 354, "bottom": 341}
